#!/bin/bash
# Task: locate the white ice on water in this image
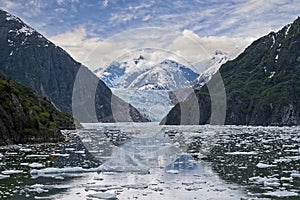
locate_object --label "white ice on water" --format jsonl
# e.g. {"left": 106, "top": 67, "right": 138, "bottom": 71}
{"left": 256, "top": 163, "right": 277, "bottom": 168}
{"left": 263, "top": 190, "right": 298, "bottom": 197}
{"left": 1, "top": 169, "right": 23, "bottom": 175}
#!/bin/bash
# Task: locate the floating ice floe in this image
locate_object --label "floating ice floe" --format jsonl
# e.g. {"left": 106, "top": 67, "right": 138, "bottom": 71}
{"left": 26, "top": 154, "right": 50, "bottom": 158}
{"left": 291, "top": 173, "right": 300, "bottom": 178}
{"left": 256, "top": 163, "right": 277, "bottom": 168}
{"left": 263, "top": 190, "right": 298, "bottom": 197}
{"left": 249, "top": 176, "right": 280, "bottom": 187}
{"left": 65, "top": 148, "right": 75, "bottom": 151}
{"left": 29, "top": 184, "right": 48, "bottom": 194}
{"left": 1, "top": 169, "right": 23, "bottom": 175}
{"left": 51, "top": 153, "right": 70, "bottom": 157}
{"left": 19, "top": 148, "right": 32, "bottom": 152}
{"left": 281, "top": 177, "right": 293, "bottom": 181}
{"left": 0, "top": 174, "right": 10, "bottom": 179}
{"left": 225, "top": 151, "right": 257, "bottom": 155}
{"left": 74, "top": 150, "right": 85, "bottom": 154}
{"left": 87, "top": 192, "right": 117, "bottom": 199}
{"left": 28, "top": 163, "right": 45, "bottom": 168}
{"left": 30, "top": 166, "right": 102, "bottom": 175}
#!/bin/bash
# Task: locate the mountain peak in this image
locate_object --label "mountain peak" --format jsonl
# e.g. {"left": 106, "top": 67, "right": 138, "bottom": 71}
{"left": 0, "top": 9, "right": 148, "bottom": 123}
{"left": 0, "top": 9, "right": 38, "bottom": 39}
{"left": 98, "top": 57, "right": 199, "bottom": 90}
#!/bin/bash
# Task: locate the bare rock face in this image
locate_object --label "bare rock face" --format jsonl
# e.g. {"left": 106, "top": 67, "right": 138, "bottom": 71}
{"left": 162, "top": 17, "right": 300, "bottom": 126}
{"left": 0, "top": 9, "right": 148, "bottom": 123}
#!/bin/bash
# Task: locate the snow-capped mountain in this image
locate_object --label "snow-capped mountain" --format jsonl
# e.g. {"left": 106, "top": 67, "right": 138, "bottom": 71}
{"left": 95, "top": 56, "right": 199, "bottom": 90}
{"left": 193, "top": 50, "right": 229, "bottom": 89}
{"left": 93, "top": 51, "right": 230, "bottom": 121}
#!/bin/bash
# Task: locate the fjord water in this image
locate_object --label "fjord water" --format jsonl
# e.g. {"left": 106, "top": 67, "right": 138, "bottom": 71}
{"left": 0, "top": 123, "right": 299, "bottom": 199}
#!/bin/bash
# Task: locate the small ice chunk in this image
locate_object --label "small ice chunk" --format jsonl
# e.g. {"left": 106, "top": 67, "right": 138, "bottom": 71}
{"left": 225, "top": 151, "right": 257, "bottom": 155}
{"left": 0, "top": 174, "right": 10, "bottom": 179}
{"left": 263, "top": 190, "right": 298, "bottom": 197}
{"left": 65, "top": 148, "right": 75, "bottom": 151}
{"left": 249, "top": 176, "right": 267, "bottom": 184}
{"left": 28, "top": 163, "right": 45, "bottom": 168}
{"left": 281, "top": 177, "right": 293, "bottom": 181}
{"left": 2, "top": 169, "right": 23, "bottom": 175}
{"left": 26, "top": 154, "right": 49, "bottom": 158}
{"left": 166, "top": 170, "right": 179, "bottom": 174}
{"left": 87, "top": 192, "right": 117, "bottom": 199}
{"left": 51, "top": 153, "right": 70, "bottom": 157}
{"left": 29, "top": 184, "right": 48, "bottom": 194}
{"left": 264, "top": 181, "right": 280, "bottom": 187}
{"left": 256, "top": 163, "right": 276, "bottom": 168}
{"left": 291, "top": 173, "right": 300, "bottom": 178}
{"left": 19, "top": 148, "right": 32, "bottom": 152}
{"left": 74, "top": 150, "right": 85, "bottom": 154}
{"left": 20, "top": 163, "right": 29, "bottom": 166}
{"left": 30, "top": 166, "right": 102, "bottom": 175}
{"left": 30, "top": 184, "right": 45, "bottom": 189}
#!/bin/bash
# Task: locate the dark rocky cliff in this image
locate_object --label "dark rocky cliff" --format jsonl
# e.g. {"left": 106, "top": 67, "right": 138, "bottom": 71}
{"left": 0, "top": 9, "right": 148, "bottom": 123}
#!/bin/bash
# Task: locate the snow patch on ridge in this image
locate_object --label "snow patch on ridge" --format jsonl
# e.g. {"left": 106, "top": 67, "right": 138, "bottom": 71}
{"left": 5, "top": 13, "right": 22, "bottom": 23}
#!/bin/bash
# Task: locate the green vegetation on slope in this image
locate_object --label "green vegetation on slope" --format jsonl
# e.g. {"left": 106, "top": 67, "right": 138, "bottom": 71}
{"left": 162, "top": 17, "right": 300, "bottom": 126}
{"left": 0, "top": 71, "right": 75, "bottom": 145}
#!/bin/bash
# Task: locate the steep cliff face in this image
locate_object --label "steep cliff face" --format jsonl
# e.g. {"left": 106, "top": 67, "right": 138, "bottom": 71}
{"left": 0, "top": 10, "right": 148, "bottom": 123}
{"left": 162, "top": 17, "right": 300, "bottom": 126}
{"left": 0, "top": 71, "right": 75, "bottom": 146}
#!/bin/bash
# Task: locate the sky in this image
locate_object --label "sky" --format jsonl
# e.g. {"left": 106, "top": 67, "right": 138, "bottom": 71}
{"left": 1, "top": 0, "right": 300, "bottom": 71}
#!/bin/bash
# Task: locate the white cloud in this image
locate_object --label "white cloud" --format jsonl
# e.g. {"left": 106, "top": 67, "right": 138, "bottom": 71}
{"left": 102, "top": 0, "right": 109, "bottom": 8}
{"left": 49, "top": 27, "right": 103, "bottom": 64}
{"left": 218, "top": 0, "right": 300, "bottom": 37}
{"left": 0, "top": 0, "right": 21, "bottom": 11}
{"left": 50, "top": 27, "right": 254, "bottom": 73}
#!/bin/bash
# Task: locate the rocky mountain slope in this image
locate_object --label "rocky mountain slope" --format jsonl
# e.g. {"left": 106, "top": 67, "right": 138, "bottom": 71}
{"left": 0, "top": 71, "right": 74, "bottom": 145}
{"left": 0, "top": 9, "right": 147, "bottom": 123}
{"left": 162, "top": 17, "right": 300, "bottom": 126}
{"left": 193, "top": 50, "right": 229, "bottom": 89}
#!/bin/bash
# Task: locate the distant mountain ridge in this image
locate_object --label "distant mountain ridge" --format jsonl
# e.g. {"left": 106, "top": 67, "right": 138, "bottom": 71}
{"left": 0, "top": 9, "right": 148, "bottom": 123}
{"left": 94, "top": 55, "right": 199, "bottom": 121}
{"left": 162, "top": 17, "right": 300, "bottom": 126}
{"left": 96, "top": 56, "right": 199, "bottom": 90}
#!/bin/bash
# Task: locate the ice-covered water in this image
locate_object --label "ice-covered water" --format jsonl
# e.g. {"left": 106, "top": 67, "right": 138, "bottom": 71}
{"left": 0, "top": 123, "right": 299, "bottom": 199}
